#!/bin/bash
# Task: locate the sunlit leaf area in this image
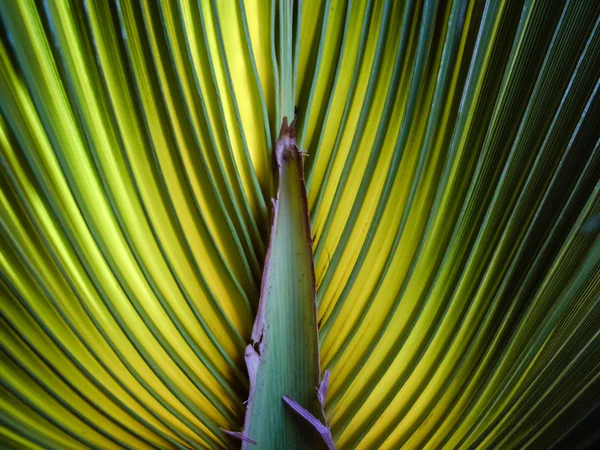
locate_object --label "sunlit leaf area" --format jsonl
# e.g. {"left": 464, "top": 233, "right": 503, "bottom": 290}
{"left": 1, "top": 0, "right": 599, "bottom": 448}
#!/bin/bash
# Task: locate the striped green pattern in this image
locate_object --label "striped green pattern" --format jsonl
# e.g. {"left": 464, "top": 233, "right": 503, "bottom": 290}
{"left": 1, "top": 0, "right": 599, "bottom": 448}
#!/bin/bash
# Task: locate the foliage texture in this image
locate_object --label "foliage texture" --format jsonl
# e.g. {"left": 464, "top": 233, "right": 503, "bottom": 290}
{"left": 1, "top": 0, "right": 600, "bottom": 448}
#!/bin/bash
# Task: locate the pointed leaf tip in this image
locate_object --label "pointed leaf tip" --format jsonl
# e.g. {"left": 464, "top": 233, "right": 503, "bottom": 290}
{"left": 275, "top": 117, "right": 299, "bottom": 166}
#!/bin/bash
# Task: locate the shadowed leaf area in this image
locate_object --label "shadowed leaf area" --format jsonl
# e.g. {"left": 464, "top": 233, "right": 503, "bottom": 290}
{"left": 1, "top": 0, "right": 599, "bottom": 449}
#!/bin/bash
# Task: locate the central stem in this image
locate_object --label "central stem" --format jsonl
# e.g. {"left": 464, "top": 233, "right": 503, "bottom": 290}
{"left": 238, "top": 119, "right": 330, "bottom": 449}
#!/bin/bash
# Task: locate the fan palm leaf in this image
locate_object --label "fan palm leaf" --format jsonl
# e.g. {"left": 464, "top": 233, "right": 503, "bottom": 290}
{"left": 1, "top": 0, "right": 599, "bottom": 448}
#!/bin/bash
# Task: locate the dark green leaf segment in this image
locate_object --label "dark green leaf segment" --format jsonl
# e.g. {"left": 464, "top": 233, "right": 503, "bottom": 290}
{"left": 241, "top": 119, "right": 329, "bottom": 449}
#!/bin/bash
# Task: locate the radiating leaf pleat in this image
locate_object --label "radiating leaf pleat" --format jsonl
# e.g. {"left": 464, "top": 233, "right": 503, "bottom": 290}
{"left": 1, "top": 0, "right": 599, "bottom": 448}
{"left": 296, "top": 0, "right": 600, "bottom": 448}
{"left": 0, "top": 0, "right": 276, "bottom": 446}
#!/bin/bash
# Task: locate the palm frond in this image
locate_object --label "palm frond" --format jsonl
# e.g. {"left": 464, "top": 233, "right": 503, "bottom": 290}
{"left": 1, "top": 0, "right": 599, "bottom": 448}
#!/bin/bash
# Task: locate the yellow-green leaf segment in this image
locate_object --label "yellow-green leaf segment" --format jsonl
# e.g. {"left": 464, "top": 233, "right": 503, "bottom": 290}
{"left": 1, "top": 0, "right": 600, "bottom": 449}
